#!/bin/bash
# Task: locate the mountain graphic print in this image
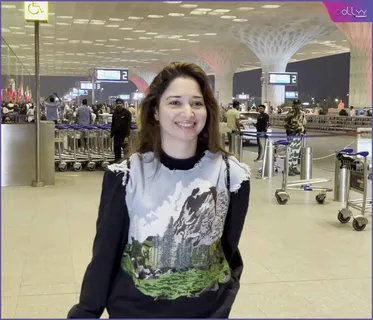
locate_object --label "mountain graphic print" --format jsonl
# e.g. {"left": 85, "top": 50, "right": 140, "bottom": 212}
{"left": 121, "top": 184, "right": 231, "bottom": 300}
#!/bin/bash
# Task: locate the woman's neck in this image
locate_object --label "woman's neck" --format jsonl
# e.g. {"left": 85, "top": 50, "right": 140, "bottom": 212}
{"left": 161, "top": 140, "right": 198, "bottom": 159}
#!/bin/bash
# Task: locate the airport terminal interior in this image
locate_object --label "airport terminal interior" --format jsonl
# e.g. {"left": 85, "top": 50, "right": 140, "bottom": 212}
{"left": 1, "top": 1, "right": 372, "bottom": 319}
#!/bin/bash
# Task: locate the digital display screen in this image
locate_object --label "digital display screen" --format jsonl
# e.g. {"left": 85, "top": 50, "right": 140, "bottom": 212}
{"left": 285, "top": 91, "right": 299, "bottom": 99}
{"left": 132, "top": 92, "right": 144, "bottom": 100}
{"left": 118, "top": 94, "right": 131, "bottom": 100}
{"left": 95, "top": 68, "right": 128, "bottom": 83}
{"left": 80, "top": 82, "right": 101, "bottom": 90}
{"left": 268, "top": 72, "right": 297, "bottom": 86}
{"left": 237, "top": 94, "right": 249, "bottom": 100}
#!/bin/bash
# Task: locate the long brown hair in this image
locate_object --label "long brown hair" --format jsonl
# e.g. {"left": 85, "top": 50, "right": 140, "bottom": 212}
{"left": 137, "top": 62, "right": 227, "bottom": 159}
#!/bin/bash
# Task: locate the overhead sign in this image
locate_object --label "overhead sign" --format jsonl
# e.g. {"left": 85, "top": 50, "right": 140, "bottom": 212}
{"left": 237, "top": 94, "right": 249, "bottom": 100}
{"left": 118, "top": 94, "right": 131, "bottom": 100}
{"left": 95, "top": 68, "right": 129, "bottom": 83}
{"left": 80, "top": 81, "right": 100, "bottom": 90}
{"left": 24, "top": 1, "right": 49, "bottom": 23}
{"left": 285, "top": 91, "right": 299, "bottom": 99}
{"left": 268, "top": 72, "right": 298, "bottom": 86}
{"left": 132, "top": 92, "right": 144, "bottom": 101}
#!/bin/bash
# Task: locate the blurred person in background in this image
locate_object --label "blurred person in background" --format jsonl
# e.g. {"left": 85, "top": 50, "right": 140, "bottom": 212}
{"left": 254, "top": 104, "right": 269, "bottom": 162}
{"left": 76, "top": 99, "right": 92, "bottom": 126}
{"left": 110, "top": 98, "right": 132, "bottom": 162}
{"left": 44, "top": 93, "right": 62, "bottom": 124}
{"left": 284, "top": 99, "right": 307, "bottom": 176}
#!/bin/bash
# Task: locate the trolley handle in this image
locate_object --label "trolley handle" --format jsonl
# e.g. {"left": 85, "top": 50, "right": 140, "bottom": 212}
{"left": 348, "top": 151, "right": 370, "bottom": 157}
{"left": 273, "top": 140, "right": 289, "bottom": 146}
{"left": 337, "top": 148, "right": 354, "bottom": 154}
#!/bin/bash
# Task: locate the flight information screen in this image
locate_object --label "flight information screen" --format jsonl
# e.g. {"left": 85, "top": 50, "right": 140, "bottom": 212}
{"left": 95, "top": 68, "right": 128, "bottom": 83}
{"left": 268, "top": 72, "right": 297, "bottom": 86}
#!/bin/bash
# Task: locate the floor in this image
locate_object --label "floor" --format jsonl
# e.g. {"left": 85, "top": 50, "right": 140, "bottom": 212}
{"left": 1, "top": 134, "right": 372, "bottom": 318}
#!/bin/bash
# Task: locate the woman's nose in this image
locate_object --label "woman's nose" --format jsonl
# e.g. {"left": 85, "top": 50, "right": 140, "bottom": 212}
{"left": 182, "top": 104, "right": 194, "bottom": 118}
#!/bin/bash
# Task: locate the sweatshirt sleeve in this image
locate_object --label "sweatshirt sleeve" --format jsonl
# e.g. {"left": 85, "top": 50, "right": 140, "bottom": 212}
{"left": 67, "top": 170, "right": 129, "bottom": 318}
{"left": 221, "top": 179, "right": 250, "bottom": 281}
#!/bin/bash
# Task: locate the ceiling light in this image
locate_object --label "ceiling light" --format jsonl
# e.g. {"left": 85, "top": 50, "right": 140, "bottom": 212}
{"left": 168, "top": 13, "right": 185, "bottom": 16}
{"left": 163, "top": 1, "right": 183, "bottom": 3}
{"left": 44, "top": 36, "right": 54, "bottom": 39}
{"left": 124, "top": 38, "right": 134, "bottom": 40}
{"left": 56, "top": 38, "right": 68, "bottom": 41}
{"left": 69, "top": 40, "right": 80, "bottom": 43}
{"left": 57, "top": 15, "right": 73, "bottom": 19}
{"left": 187, "top": 34, "right": 199, "bottom": 37}
{"left": 171, "top": 48, "right": 181, "bottom": 51}
{"left": 128, "top": 16, "right": 144, "bottom": 20}
{"left": 43, "top": 43, "right": 53, "bottom": 45}
{"left": 146, "top": 32, "right": 158, "bottom": 35}
{"left": 95, "top": 40, "right": 107, "bottom": 42}
{"left": 106, "top": 44, "right": 115, "bottom": 47}
{"left": 180, "top": 4, "right": 198, "bottom": 8}
{"left": 109, "top": 39, "right": 120, "bottom": 41}
{"left": 159, "top": 49, "right": 169, "bottom": 51}
{"left": 73, "top": 19, "right": 89, "bottom": 24}
{"left": 233, "top": 18, "right": 248, "bottom": 22}
{"left": 14, "top": 32, "right": 26, "bottom": 35}
{"left": 139, "top": 37, "right": 151, "bottom": 40}
{"left": 204, "top": 33, "right": 217, "bottom": 36}
{"left": 109, "top": 18, "right": 124, "bottom": 21}
{"left": 214, "top": 9, "right": 230, "bottom": 13}
{"left": 262, "top": 5, "right": 281, "bottom": 8}
{"left": 2, "top": 4, "right": 16, "bottom": 8}
{"left": 220, "top": 15, "right": 236, "bottom": 19}
{"left": 9, "top": 26, "right": 21, "bottom": 30}
{"left": 56, "top": 22, "right": 71, "bottom": 26}
{"left": 82, "top": 40, "right": 93, "bottom": 44}
{"left": 168, "top": 35, "right": 183, "bottom": 39}
{"left": 190, "top": 11, "right": 206, "bottom": 15}
{"left": 133, "top": 30, "right": 146, "bottom": 33}
{"left": 90, "top": 20, "right": 106, "bottom": 25}
{"left": 94, "top": 43, "right": 104, "bottom": 46}
{"left": 76, "top": 53, "right": 85, "bottom": 56}
{"left": 119, "top": 27, "right": 133, "bottom": 30}
{"left": 207, "top": 12, "right": 224, "bottom": 16}
{"left": 105, "top": 24, "right": 119, "bottom": 28}
{"left": 195, "top": 8, "right": 212, "bottom": 12}
{"left": 178, "top": 38, "right": 189, "bottom": 41}
{"left": 188, "top": 40, "right": 199, "bottom": 43}
{"left": 148, "top": 14, "right": 164, "bottom": 18}
{"left": 1, "top": 28, "right": 10, "bottom": 32}
{"left": 19, "top": 44, "right": 29, "bottom": 47}
{"left": 66, "top": 53, "right": 74, "bottom": 56}
{"left": 237, "top": 7, "right": 255, "bottom": 11}
{"left": 155, "top": 35, "right": 168, "bottom": 38}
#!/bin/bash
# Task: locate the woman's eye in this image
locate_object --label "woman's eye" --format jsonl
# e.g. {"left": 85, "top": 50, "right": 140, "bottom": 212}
{"left": 169, "top": 101, "right": 181, "bottom": 106}
{"left": 192, "top": 101, "right": 204, "bottom": 108}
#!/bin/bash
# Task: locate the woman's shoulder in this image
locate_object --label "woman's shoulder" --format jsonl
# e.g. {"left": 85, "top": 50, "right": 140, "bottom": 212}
{"left": 208, "top": 151, "right": 251, "bottom": 193}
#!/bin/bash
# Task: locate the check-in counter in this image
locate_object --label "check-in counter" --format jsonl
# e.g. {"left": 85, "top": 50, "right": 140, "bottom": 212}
{"left": 1, "top": 122, "right": 55, "bottom": 187}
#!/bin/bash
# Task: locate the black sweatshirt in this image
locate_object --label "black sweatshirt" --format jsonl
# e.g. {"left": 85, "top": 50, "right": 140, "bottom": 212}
{"left": 68, "top": 150, "right": 250, "bottom": 319}
{"left": 110, "top": 107, "right": 132, "bottom": 139}
{"left": 256, "top": 112, "right": 270, "bottom": 132}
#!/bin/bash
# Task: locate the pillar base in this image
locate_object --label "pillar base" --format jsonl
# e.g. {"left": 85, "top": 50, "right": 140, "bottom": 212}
{"left": 32, "top": 180, "right": 45, "bottom": 188}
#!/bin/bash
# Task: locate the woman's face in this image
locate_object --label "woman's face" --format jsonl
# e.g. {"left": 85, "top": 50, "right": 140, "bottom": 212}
{"left": 156, "top": 77, "right": 207, "bottom": 147}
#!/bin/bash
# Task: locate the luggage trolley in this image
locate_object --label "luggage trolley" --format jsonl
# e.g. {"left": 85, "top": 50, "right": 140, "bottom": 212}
{"left": 274, "top": 140, "right": 333, "bottom": 205}
{"left": 337, "top": 150, "right": 372, "bottom": 231}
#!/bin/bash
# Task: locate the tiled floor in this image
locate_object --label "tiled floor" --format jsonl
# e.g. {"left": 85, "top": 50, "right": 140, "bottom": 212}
{"left": 1, "top": 145, "right": 372, "bottom": 318}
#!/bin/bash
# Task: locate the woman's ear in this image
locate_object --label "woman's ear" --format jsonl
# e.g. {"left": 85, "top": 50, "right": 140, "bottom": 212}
{"left": 154, "top": 111, "right": 159, "bottom": 121}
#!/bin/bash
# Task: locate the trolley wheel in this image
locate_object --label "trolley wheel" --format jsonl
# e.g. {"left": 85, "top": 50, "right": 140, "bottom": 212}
{"left": 58, "top": 163, "right": 68, "bottom": 172}
{"left": 101, "top": 162, "right": 109, "bottom": 171}
{"left": 316, "top": 194, "right": 326, "bottom": 204}
{"left": 337, "top": 211, "right": 351, "bottom": 224}
{"left": 87, "top": 162, "right": 96, "bottom": 171}
{"left": 73, "top": 163, "right": 82, "bottom": 172}
{"left": 352, "top": 218, "right": 367, "bottom": 231}
{"left": 275, "top": 191, "right": 289, "bottom": 205}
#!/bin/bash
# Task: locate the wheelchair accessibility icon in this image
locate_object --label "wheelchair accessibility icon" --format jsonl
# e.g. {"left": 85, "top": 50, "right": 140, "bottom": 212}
{"left": 27, "top": 2, "right": 44, "bottom": 15}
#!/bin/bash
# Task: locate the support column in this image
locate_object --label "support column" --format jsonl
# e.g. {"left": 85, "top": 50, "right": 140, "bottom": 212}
{"left": 214, "top": 70, "right": 235, "bottom": 107}
{"left": 261, "top": 60, "right": 289, "bottom": 107}
{"left": 129, "top": 70, "right": 157, "bottom": 93}
{"left": 197, "top": 45, "right": 248, "bottom": 106}
{"left": 337, "top": 23, "right": 372, "bottom": 108}
{"left": 232, "top": 19, "right": 332, "bottom": 106}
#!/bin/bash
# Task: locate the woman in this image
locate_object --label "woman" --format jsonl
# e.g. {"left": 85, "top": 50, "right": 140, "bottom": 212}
{"left": 68, "top": 62, "right": 250, "bottom": 319}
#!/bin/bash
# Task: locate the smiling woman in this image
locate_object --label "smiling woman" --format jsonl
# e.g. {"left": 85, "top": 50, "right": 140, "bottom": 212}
{"left": 67, "top": 61, "right": 251, "bottom": 319}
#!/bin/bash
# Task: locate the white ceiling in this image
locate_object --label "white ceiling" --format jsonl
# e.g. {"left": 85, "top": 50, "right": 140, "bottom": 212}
{"left": 1, "top": 1, "right": 350, "bottom": 77}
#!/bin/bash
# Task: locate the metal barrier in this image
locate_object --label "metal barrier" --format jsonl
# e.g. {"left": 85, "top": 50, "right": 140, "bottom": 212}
{"left": 300, "top": 147, "right": 313, "bottom": 180}
{"left": 334, "top": 149, "right": 353, "bottom": 202}
{"left": 269, "top": 114, "right": 372, "bottom": 132}
{"left": 261, "top": 139, "right": 275, "bottom": 179}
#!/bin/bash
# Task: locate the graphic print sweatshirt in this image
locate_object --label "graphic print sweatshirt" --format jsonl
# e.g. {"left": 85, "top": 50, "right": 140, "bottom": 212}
{"left": 68, "top": 150, "right": 250, "bottom": 318}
